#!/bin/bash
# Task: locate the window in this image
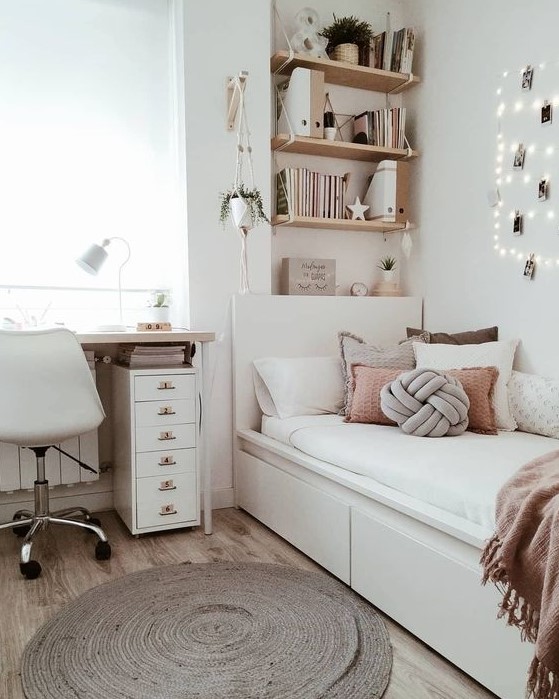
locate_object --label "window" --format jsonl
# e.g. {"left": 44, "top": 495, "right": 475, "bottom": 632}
{"left": 0, "top": 0, "right": 186, "bottom": 326}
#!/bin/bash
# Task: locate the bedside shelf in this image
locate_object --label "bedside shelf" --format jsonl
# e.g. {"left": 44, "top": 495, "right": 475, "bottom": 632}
{"left": 272, "top": 215, "right": 410, "bottom": 233}
{"left": 271, "top": 51, "right": 420, "bottom": 94}
{"left": 272, "top": 134, "right": 418, "bottom": 162}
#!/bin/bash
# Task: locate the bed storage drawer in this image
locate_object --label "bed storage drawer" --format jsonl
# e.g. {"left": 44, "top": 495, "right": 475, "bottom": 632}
{"left": 350, "top": 508, "right": 531, "bottom": 699}
{"left": 237, "top": 452, "right": 350, "bottom": 583}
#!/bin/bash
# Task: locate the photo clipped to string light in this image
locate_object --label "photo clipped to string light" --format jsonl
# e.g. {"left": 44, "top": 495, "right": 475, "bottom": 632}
{"left": 492, "top": 60, "right": 559, "bottom": 276}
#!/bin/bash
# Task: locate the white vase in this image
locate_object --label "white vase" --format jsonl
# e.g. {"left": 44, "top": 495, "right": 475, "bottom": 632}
{"left": 147, "top": 306, "right": 170, "bottom": 323}
{"left": 382, "top": 270, "right": 396, "bottom": 283}
{"left": 230, "top": 196, "right": 253, "bottom": 231}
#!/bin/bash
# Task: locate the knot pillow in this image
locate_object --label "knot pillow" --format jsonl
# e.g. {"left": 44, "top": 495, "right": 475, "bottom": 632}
{"left": 380, "top": 368, "right": 470, "bottom": 437}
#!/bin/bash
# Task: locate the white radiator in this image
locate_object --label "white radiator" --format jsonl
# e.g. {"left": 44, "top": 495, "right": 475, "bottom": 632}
{"left": 0, "top": 354, "right": 100, "bottom": 492}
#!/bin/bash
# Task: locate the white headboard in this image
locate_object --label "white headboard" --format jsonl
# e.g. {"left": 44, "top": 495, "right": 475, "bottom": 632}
{"left": 232, "top": 295, "right": 423, "bottom": 431}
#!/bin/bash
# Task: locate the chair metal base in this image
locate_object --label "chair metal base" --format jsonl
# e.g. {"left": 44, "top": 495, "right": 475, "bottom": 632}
{"left": 0, "top": 479, "right": 111, "bottom": 579}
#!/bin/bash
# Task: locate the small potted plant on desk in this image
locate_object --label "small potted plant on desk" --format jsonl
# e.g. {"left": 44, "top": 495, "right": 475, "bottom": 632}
{"left": 320, "top": 14, "right": 373, "bottom": 66}
{"left": 147, "top": 290, "right": 171, "bottom": 323}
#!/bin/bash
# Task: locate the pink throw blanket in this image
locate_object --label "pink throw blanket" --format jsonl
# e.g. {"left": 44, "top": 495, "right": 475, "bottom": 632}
{"left": 481, "top": 449, "right": 559, "bottom": 699}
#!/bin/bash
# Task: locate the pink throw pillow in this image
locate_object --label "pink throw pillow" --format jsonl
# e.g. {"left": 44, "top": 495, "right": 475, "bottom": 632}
{"left": 346, "top": 366, "right": 404, "bottom": 425}
{"left": 446, "top": 367, "right": 499, "bottom": 435}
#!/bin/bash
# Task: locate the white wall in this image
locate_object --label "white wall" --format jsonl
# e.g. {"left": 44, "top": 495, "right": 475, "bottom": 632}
{"left": 402, "top": 0, "right": 559, "bottom": 377}
{"left": 183, "top": 1, "right": 272, "bottom": 506}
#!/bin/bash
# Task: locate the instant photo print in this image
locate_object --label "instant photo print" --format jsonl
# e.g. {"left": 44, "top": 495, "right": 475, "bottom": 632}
{"left": 513, "top": 210, "right": 523, "bottom": 235}
{"left": 523, "top": 253, "right": 535, "bottom": 279}
{"left": 521, "top": 65, "right": 534, "bottom": 90}
{"left": 513, "top": 144, "right": 526, "bottom": 170}
{"left": 538, "top": 177, "right": 549, "bottom": 202}
{"left": 541, "top": 101, "right": 552, "bottom": 125}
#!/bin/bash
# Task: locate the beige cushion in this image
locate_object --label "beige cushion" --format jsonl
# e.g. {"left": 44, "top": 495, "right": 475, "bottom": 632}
{"left": 447, "top": 367, "right": 499, "bottom": 435}
{"left": 406, "top": 326, "right": 498, "bottom": 345}
{"left": 508, "top": 371, "right": 559, "bottom": 438}
{"left": 346, "top": 366, "right": 403, "bottom": 425}
{"left": 338, "top": 331, "right": 428, "bottom": 415}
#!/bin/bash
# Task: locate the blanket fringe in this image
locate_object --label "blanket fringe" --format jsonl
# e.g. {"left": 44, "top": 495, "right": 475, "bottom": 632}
{"left": 480, "top": 535, "right": 539, "bottom": 643}
{"left": 527, "top": 656, "right": 559, "bottom": 699}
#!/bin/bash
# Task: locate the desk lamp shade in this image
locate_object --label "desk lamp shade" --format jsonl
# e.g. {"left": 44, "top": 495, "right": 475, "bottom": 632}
{"left": 76, "top": 242, "right": 109, "bottom": 275}
{"left": 75, "top": 237, "right": 131, "bottom": 332}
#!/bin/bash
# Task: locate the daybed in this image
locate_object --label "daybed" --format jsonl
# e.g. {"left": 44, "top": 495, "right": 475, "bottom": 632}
{"left": 232, "top": 294, "right": 559, "bottom": 699}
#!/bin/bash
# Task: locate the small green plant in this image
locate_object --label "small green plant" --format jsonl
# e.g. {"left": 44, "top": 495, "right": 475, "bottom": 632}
{"left": 150, "top": 291, "right": 170, "bottom": 307}
{"left": 377, "top": 256, "right": 397, "bottom": 271}
{"left": 219, "top": 183, "right": 269, "bottom": 228}
{"left": 320, "top": 14, "right": 373, "bottom": 48}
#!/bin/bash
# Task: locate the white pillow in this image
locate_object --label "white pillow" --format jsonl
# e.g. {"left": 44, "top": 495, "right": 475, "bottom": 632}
{"left": 413, "top": 339, "right": 519, "bottom": 431}
{"left": 508, "top": 370, "right": 559, "bottom": 439}
{"left": 252, "top": 356, "right": 344, "bottom": 419}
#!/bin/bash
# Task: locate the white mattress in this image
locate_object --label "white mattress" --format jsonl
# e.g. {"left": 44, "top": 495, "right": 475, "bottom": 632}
{"left": 261, "top": 415, "right": 559, "bottom": 530}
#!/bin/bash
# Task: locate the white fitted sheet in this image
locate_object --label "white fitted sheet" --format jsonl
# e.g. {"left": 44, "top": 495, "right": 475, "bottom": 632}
{"left": 261, "top": 415, "right": 559, "bottom": 530}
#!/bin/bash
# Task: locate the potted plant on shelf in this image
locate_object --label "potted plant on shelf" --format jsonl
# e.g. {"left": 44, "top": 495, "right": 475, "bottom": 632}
{"left": 320, "top": 14, "right": 373, "bottom": 66}
{"left": 377, "top": 255, "right": 397, "bottom": 282}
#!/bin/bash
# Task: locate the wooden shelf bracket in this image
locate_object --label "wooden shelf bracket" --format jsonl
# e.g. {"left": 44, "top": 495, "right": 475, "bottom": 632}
{"left": 226, "top": 70, "right": 249, "bottom": 131}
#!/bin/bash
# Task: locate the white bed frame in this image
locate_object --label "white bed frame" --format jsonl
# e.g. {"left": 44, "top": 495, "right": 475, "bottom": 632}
{"left": 232, "top": 295, "right": 531, "bottom": 699}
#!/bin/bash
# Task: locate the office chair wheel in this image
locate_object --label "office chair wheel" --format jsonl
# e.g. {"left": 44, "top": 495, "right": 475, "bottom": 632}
{"left": 95, "top": 541, "right": 111, "bottom": 561}
{"left": 20, "top": 560, "right": 42, "bottom": 580}
{"left": 12, "top": 515, "right": 31, "bottom": 537}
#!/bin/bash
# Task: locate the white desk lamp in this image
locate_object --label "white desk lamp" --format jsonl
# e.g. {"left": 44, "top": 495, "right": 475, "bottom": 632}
{"left": 76, "top": 237, "right": 131, "bottom": 332}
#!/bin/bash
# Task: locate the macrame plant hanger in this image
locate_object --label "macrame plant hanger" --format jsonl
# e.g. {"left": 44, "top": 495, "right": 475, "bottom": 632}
{"left": 230, "top": 75, "right": 255, "bottom": 294}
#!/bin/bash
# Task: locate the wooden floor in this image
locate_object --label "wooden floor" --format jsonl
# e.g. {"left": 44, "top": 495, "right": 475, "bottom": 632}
{"left": 0, "top": 508, "right": 496, "bottom": 699}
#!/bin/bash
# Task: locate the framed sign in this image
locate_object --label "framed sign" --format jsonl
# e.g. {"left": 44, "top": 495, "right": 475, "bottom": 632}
{"left": 280, "top": 258, "right": 336, "bottom": 295}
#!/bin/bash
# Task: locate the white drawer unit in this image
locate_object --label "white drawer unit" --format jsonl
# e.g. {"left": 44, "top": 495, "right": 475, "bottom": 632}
{"left": 112, "top": 364, "right": 200, "bottom": 535}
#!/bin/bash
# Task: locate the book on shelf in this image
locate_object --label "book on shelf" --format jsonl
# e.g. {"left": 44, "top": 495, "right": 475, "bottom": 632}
{"left": 117, "top": 342, "right": 192, "bottom": 367}
{"left": 352, "top": 108, "right": 407, "bottom": 149}
{"left": 372, "top": 27, "right": 415, "bottom": 74}
{"left": 276, "top": 167, "right": 348, "bottom": 219}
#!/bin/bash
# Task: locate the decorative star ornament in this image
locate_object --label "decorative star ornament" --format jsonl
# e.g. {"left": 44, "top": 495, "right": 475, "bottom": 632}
{"left": 347, "top": 196, "right": 369, "bottom": 220}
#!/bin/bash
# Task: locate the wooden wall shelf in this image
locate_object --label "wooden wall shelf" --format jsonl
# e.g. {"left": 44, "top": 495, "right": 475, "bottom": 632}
{"left": 272, "top": 215, "right": 410, "bottom": 233}
{"left": 272, "top": 134, "right": 418, "bottom": 162}
{"left": 271, "top": 51, "right": 420, "bottom": 94}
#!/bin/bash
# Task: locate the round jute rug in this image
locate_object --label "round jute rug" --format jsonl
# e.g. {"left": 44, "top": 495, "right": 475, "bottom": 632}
{"left": 21, "top": 562, "right": 392, "bottom": 699}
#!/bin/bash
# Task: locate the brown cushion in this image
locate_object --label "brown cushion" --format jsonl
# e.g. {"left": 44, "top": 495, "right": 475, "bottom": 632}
{"left": 406, "top": 326, "right": 498, "bottom": 345}
{"left": 346, "top": 366, "right": 404, "bottom": 425}
{"left": 446, "top": 367, "right": 499, "bottom": 435}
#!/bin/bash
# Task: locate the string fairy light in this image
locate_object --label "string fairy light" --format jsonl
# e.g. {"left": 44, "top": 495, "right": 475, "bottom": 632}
{"left": 492, "top": 60, "right": 559, "bottom": 271}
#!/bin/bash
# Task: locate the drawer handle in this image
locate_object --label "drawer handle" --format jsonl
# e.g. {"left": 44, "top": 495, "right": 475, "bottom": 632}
{"left": 158, "top": 381, "right": 175, "bottom": 390}
{"left": 158, "top": 431, "right": 176, "bottom": 441}
{"left": 159, "top": 485, "right": 177, "bottom": 492}
{"left": 158, "top": 406, "right": 176, "bottom": 415}
{"left": 160, "top": 505, "right": 177, "bottom": 516}
{"left": 159, "top": 456, "right": 176, "bottom": 466}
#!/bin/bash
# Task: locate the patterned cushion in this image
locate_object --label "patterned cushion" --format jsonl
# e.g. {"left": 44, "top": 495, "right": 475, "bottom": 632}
{"left": 508, "top": 371, "right": 559, "bottom": 438}
{"left": 380, "top": 368, "right": 470, "bottom": 437}
{"left": 338, "top": 331, "right": 427, "bottom": 415}
{"left": 346, "top": 366, "right": 404, "bottom": 425}
{"left": 406, "top": 326, "right": 498, "bottom": 345}
{"left": 446, "top": 367, "right": 499, "bottom": 435}
{"left": 413, "top": 340, "right": 519, "bottom": 431}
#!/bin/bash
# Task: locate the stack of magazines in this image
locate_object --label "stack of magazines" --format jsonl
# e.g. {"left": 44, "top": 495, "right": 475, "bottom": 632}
{"left": 117, "top": 342, "right": 192, "bottom": 367}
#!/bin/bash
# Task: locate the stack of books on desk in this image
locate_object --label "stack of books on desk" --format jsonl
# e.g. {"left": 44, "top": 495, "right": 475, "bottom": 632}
{"left": 117, "top": 342, "right": 192, "bottom": 367}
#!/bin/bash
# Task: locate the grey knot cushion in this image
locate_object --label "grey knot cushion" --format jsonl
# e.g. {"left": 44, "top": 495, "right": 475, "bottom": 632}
{"left": 380, "top": 368, "right": 470, "bottom": 437}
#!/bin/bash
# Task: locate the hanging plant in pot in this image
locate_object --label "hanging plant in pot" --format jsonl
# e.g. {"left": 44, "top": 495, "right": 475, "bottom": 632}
{"left": 320, "top": 14, "right": 373, "bottom": 66}
{"left": 219, "top": 183, "right": 269, "bottom": 295}
{"left": 219, "top": 73, "right": 269, "bottom": 295}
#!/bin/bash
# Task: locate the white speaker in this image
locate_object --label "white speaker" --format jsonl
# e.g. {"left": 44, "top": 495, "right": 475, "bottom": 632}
{"left": 363, "top": 160, "right": 409, "bottom": 223}
{"left": 277, "top": 68, "right": 324, "bottom": 138}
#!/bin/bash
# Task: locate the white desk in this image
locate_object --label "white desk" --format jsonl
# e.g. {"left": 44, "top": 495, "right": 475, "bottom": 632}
{"left": 77, "top": 328, "right": 215, "bottom": 534}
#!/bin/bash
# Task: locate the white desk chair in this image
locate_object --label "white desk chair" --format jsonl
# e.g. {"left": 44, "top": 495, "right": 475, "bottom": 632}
{"left": 0, "top": 328, "right": 112, "bottom": 579}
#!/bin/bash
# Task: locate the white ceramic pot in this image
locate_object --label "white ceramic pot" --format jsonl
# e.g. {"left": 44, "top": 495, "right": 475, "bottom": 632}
{"left": 147, "top": 306, "right": 170, "bottom": 323}
{"left": 382, "top": 270, "right": 396, "bottom": 283}
{"left": 230, "top": 196, "right": 253, "bottom": 231}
